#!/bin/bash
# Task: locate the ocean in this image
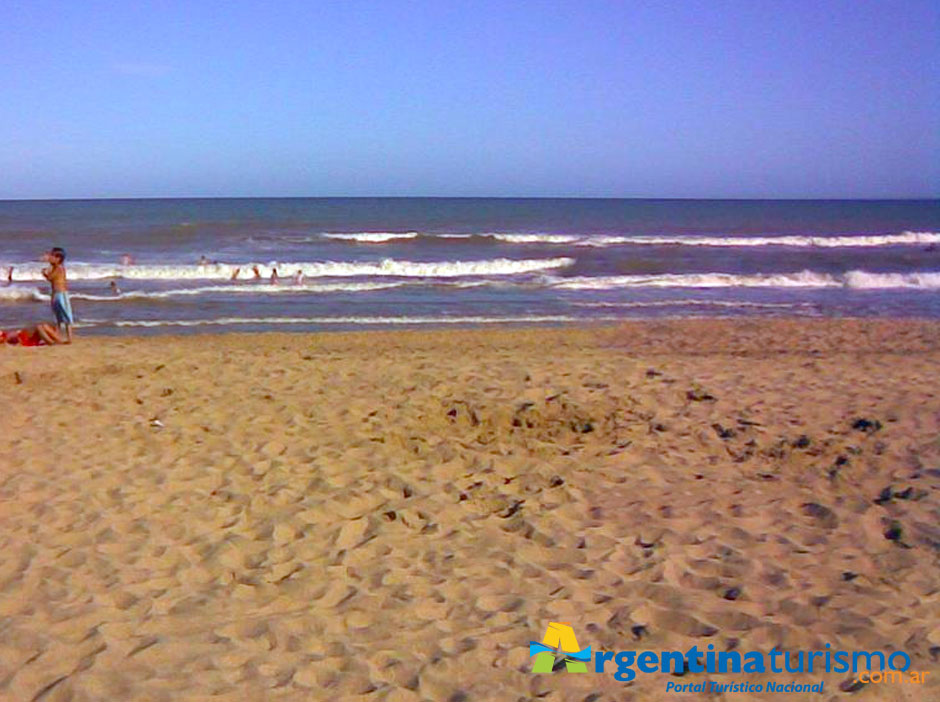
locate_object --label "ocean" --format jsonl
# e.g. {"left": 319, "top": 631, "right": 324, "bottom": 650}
{"left": 1, "top": 198, "right": 938, "bottom": 334}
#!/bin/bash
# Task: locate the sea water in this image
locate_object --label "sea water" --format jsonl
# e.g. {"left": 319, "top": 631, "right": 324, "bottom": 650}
{"left": 1, "top": 197, "right": 938, "bottom": 333}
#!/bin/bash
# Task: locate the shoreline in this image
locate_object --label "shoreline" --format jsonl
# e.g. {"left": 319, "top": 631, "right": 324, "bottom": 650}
{"left": 2, "top": 317, "right": 937, "bottom": 700}
{"left": 11, "top": 316, "right": 940, "bottom": 352}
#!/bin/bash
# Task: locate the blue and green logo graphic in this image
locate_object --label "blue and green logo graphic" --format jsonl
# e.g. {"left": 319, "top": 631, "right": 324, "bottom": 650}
{"left": 529, "top": 622, "right": 592, "bottom": 673}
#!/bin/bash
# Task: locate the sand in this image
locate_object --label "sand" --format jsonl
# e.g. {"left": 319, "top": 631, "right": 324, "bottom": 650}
{"left": 1, "top": 319, "right": 938, "bottom": 701}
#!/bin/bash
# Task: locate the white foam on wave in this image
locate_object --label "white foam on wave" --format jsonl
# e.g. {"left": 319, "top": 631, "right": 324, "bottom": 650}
{"left": 322, "top": 232, "right": 419, "bottom": 243}
{"left": 624, "top": 231, "right": 940, "bottom": 248}
{"left": 302, "top": 230, "right": 940, "bottom": 248}
{"left": 83, "top": 314, "right": 618, "bottom": 328}
{"left": 478, "top": 230, "right": 940, "bottom": 248}
{"left": 70, "top": 281, "right": 406, "bottom": 301}
{"left": 0, "top": 286, "right": 46, "bottom": 301}
{"left": 843, "top": 270, "right": 940, "bottom": 289}
{"left": 553, "top": 271, "right": 838, "bottom": 290}
{"left": 492, "top": 233, "right": 583, "bottom": 244}
{"left": 2, "top": 257, "right": 575, "bottom": 282}
{"left": 70, "top": 280, "right": 514, "bottom": 301}
{"left": 571, "top": 299, "right": 814, "bottom": 309}
{"left": 551, "top": 270, "right": 940, "bottom": 290}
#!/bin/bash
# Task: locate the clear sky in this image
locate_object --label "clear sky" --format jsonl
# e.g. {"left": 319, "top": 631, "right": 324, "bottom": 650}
{"left": 1, "top": 0, "right": 937, "bottom": 199}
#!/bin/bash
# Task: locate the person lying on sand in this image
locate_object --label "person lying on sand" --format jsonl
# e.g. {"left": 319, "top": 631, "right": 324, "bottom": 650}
{"left": 1, "top": 323, "right": 66, "bottom": 347}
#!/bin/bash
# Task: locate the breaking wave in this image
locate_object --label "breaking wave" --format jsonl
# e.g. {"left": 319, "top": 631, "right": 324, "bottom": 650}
{"left": 316, "top": 230, "right": 940, "bottom": 248}
{"left": 550, "top": 270, "right": 940, "bottom": 290}
{"left": 321, "top": 232, "right": 419, "bottom": 243}
{"left": 0, "top": 286, "right": 46, "bottom": 301}
{"left": 1, "top": 257, "right": 575, "bottom": 282}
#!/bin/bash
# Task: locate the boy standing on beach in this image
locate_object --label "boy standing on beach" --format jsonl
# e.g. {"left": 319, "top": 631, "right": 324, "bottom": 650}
{"left": 42, "top": 247, "right": 74, "bottom": 343}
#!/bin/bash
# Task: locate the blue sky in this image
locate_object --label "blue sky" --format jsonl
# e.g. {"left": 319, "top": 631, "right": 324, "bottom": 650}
{"left": 1, "top": 0, "right": 937, "bottom": 199}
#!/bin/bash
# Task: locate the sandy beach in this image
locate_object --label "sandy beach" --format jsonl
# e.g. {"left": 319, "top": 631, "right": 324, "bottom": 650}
{"left": 1, "top": 319, "right": 938, "bottom": 701}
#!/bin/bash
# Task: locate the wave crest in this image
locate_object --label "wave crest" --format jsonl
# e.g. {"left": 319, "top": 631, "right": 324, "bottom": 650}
{"left": 322, "top": 232, "right": 419, "bottom": 243}
{"left": 317, "top": 230, "right": 940, "bottom": 248}
{"left": 551, "top": 270, "right": 940, "bottom": 290}
{"left": 1, "top": 257, "right": 575, "bottom": 282}
{"left": 0, "top": 286, "right": 45, "bottom": 301}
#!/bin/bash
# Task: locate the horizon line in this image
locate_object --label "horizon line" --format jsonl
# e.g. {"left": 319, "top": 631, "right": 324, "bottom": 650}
{"left": 1, "top": 195, "right": 938, "bottom": 203}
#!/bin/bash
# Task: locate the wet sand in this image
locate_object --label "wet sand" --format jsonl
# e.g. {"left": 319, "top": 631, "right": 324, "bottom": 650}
{"left": 1, "top": 319, "right": 938, "bottom": 701}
